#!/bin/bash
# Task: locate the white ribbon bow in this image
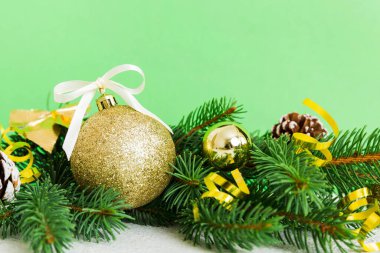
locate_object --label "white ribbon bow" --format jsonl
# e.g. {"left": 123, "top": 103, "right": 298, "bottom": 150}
{"left": 54, "top": 64, "right": 173, "bottom": 159}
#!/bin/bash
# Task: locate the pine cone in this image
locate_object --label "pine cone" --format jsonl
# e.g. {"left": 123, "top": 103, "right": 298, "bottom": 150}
{"left": 272, "top": 112, "right": 328, "bottom": 139}
{"left": 0, "top": 151, "right": 21, "bottom": 201}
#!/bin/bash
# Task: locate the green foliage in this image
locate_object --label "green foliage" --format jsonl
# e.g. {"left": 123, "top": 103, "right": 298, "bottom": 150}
{"left": 278, "top": 199, "right": 359, "bottom": 253}
{"left": 329, "top": 128, "right": 380, "bottom": 158}
{"left": 68, "top": 186, "right": 132, "bottom": 242}
{"left": 173, "top": 97, "right": 245, "bottom": 154}
{"left": 126, "top": 197, "right": 176, "bottom": 227}
{"left": 1, "top": 98, "right": 379, "bottom": 253}
{"left": 162, "top": 151, "right": 211, "bottom": 210}
{"left": 322, "top": 128, "right": 380, "bottom": 194}
{"left": 252, "top": 136, "right": 329, "bottom": 216}
{"left": 14, "top": 180, "right": 74, "bottom": 253}
{"left": 0, "top": 201, "right": 18, "bottom": 238}
{"left": 43, "top": 151, "right": 75, "bottom": 188}
{"left": 179, "top": 199, "right": 284, "bottom": 252}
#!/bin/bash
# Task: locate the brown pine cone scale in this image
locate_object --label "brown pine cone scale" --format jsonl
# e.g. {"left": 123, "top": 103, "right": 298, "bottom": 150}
{"left": 272, "top": 112, "right": 327, "bottom": 139}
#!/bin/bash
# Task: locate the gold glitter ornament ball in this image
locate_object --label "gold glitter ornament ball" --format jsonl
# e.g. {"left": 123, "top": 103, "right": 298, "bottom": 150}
{"left": 71, "top": 97, "right": 176, "bottom": 208}
{"left": 203, "top": 122, "right": 251, "bottom": 170}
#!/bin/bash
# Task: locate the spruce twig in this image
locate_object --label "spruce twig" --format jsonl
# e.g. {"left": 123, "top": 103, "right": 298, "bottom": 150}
{"left": 173, "top": 97, "right": 244, "bottom": 154}
{"left": 252, "top": 136, "right": 329, "bottom": 216}
{"left": 126, "top": 197, "right": 176, "bottom": 227}
{"left": 162, "top": 151, "right": 211, "bottom": 210}
{"left": 179, "top": 199, "right": 283, "bottom": 252}
{"left": 67, "top": 186, "right": 132, "bottom": 242}
{"left": 277, "top": 202, "right": 359, "bottom": 253}
{"left": 175, "top": 106, "right": 237, "bottom": 147}
{"left": 322, "top": 128, "right": 380, "bottom": 194}
{"left": 14, "top": 180, "right": 74, "bottom": 253}
{"left": 330, "top": 153, "right": 380, "bottom": 165}
{"left": 0, "top": 201, "right": 17, "bottom": 238}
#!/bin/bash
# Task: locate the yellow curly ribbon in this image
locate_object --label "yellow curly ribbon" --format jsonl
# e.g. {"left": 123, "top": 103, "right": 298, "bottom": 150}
{"left": 344, "top": 187, "right": 380, "bottom": 252}
{"left": 293, "top": 98, "right": 339, "bottom": 166}
{"left": 0, "top": 126, "right": 40, "bottom": 184}
{"left": 201, "top": 169, "right": 249, "bottom": 208}
{"left": 193, "top": 169, "right": 249, "bottom": 221}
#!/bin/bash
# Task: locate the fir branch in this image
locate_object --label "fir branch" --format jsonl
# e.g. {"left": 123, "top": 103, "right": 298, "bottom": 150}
{"left": 0, "top": 201, "right": 18, "bottom": 238}
{"left": 328, "top": 128, "right": 380, "bottom": 163}
{"left": 175, "top": 106, "right": 237, "bottom": 147}
{"left": 252, "top": 137, "right": 329, "bottom": 216}
{"left": 43, "top": 151, "right": 75, "bottom": 188}
{"left": 323, "top": 128, "right": 380, "bottom": 194}
{"left": 162, "top": 151, "right": 211, "bottom": 210}
{"left": 68, "top": 186, "right": 132, "bottom": 242}
{"left": 126, "top": 197, "right": 176, "bottom": 227}
{"left": 14, "top": 180, "right": 74, "bottom": 253}
{"left": 330, "top": 153, "right": 380, "bottom": 166}
{"left": 277, "top": 202, "right": 359, "bottom": 253}
{"left": 178, "top": 199, "right": 283, "bottom": 252}
{"left": 173, "top": 97, "right": 244, "bottom": 154}
{"left": 323, "top": 162, "right": 380, "bottom": 194}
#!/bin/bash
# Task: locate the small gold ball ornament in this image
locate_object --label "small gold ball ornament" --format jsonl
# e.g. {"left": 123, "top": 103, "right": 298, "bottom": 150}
{"left": 71, "top": 94, "right": 176, "bottom": 208}
{"left": 203, "top": 122, "right": 251, "bottom": 170}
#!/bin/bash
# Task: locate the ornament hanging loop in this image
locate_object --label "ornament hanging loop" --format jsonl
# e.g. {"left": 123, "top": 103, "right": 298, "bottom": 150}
{"left": 95, "top": 77, "right": 106, "bottom": 94}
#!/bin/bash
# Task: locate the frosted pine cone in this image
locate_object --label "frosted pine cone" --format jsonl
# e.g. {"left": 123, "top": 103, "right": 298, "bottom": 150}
{"left": 0, "top": 151, "right": 21, "bottom": 201}
{"left": 272, "top": 112, "right": 328, "bottom": 139}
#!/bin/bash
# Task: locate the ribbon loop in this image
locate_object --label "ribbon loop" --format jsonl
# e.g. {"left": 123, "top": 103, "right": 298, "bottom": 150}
{"left": 293, "top": 98, "right": 339, "bottom": 166}
{"left": 0, "top": 126, "right": 40, "bottom": 184}
{"left": 344, "top": 187, "right": 380, "bottom": 252}
{"left": 201, "top": 168, "right": 250, "bottom": 209}
{"left": 54, "top": 64, "right": 173, "bottom": 159}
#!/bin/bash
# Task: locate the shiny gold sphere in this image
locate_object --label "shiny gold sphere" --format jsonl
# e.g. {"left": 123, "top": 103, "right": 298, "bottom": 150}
{"left": 203, "top": 122, "right": 251, "bottom": 170}
{"left": 71, "top": 105, "right": 176, "bottom": 208}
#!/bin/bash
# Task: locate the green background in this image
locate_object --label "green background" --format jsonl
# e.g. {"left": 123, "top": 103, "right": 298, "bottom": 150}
{"left": 1, "top": 1, "right": 379, "bottom": 133}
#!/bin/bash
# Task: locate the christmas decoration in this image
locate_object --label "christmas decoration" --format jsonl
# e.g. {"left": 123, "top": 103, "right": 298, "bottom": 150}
{"left": 0, "top": 127, "right": 41, "bottom": 184}
{"left": 203, "top": 122, "right": 251, "bottom": 170}
{"left": 71, "top": 94, "right": 176, "bottom": 208}
{"left": 272, "top": 112, "right": 328, "bottom": 139}
{"left": 54, "top": 65, "right": 175, "bottom": 208}
{"left": 0, "top": 151, "right": 21, "bottom": 201}
{"left": 1, "top": 65, "right": 379, "bottom": 253}
{"left": 9, "top": 105, "right": 77, "bottom": 153}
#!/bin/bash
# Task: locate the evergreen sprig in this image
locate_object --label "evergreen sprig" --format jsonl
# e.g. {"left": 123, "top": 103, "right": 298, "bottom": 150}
{"left": 2, "top": 97, "right": 379, "bottom": 253}
{"left": 174, "top": 97, "right": 244, "bottom": 154}
{"left": 330, "top": 128, "right": 380, "bottom": 160}
{"left": 14, "top": 180, "right": 74, "bottom": 253}
{"left": 322, "top": 128, "right": 380, "bottom": 194}
{"left": 43, "top": 151, "right": 75, "bottom": 188}
{"left": 179, "top": 199, "right": 284, "bottom": 252}
{"left": 277, "top": 200, "right": 359, "bottom": 253}
{"left": 252, "top": 137, "right": 329, "bottom": 216}
{"left": 0, "top": 201, "right": 17, "bottom": 238}
{"left": 162, "top": 151, "right": 211, "bottom": 210}
{"left": 68, "top": 186, "right": 132, "bottom": 242}
{"left": 126, "top": 197, "right": 176, "bottom": 227}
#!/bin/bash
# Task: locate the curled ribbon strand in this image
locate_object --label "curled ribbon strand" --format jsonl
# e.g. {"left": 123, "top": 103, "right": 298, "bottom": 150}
{"left": 194, "top": 169, "right": 249, "bottom": 221}
{"left": 201, "top": 169, "right": 250, "bottom": 208}
{"left": 293, "top": 98, "right": 339, "bottom": 166}
{"left": 344, "top": 187, "right": 380, "bottom": 252}
{"left": 54, "top": 64, "right": 173, "bottom": 159}
{"left": 0, "top": 126, "right": 40, "bottom": 184}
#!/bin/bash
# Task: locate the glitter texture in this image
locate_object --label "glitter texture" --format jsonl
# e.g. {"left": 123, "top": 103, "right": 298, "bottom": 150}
{"left": 70, "top": 105, "right": 176, "bottom": 208}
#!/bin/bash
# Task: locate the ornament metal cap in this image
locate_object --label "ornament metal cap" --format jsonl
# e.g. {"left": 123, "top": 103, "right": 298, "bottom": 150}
{"left": 96, "top": 94, "right": 118, "bottom": 111}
